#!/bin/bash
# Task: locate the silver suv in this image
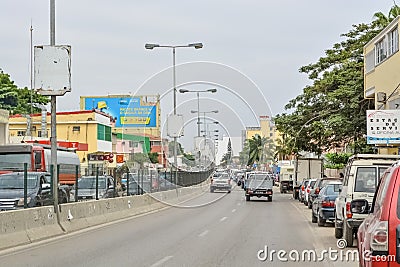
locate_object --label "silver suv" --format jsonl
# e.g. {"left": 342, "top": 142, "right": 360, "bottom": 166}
{"left": 334, "top": 154, "right": 400, "bottom": 247}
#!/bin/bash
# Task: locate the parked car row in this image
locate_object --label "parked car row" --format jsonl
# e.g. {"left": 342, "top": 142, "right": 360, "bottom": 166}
{"left": 291, "top": 154, "right": 400, "bottom": 266}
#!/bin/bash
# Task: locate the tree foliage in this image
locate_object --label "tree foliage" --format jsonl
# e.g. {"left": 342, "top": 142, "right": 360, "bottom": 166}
{"left": 273, "top": 6, "right": 398, "bottom": 157}
{"left": 324, "top": 152, "right": 352, "bottom": 169}
{"left": 0, "top": 70, "right": 49, "bottom": 114}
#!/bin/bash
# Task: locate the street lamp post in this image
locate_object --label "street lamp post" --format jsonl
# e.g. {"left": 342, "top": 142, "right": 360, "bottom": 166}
{"left": 179, "top": 88, "right": 217, "bottom": 137}
{"left": 145, "top": 42, "right": 203, "bottom": 185}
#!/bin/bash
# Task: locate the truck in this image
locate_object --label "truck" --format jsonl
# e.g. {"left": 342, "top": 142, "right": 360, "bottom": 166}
{"left": 292, "top": 157, "right": 323, "bottom": 199}
{"left": 0, "top": 143, "right": 80, "bottom": 185}
{"left": 278, "top": 162, "right": 295, "bottom": 193}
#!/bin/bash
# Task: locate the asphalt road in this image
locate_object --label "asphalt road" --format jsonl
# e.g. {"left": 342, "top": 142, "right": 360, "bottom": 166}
{"left": 0, "top": 185, "right": 359, "bottom": 267}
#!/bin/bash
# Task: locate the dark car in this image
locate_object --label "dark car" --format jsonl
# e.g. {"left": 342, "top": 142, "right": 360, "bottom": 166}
{"left": 311, "top": 181, "right": 342, "bottom": 226}
{"left": 125, "top": 180, "right": 152, "bottom": 195}
{"left": 0, "top": 172, "right": 69, "bottom": 211}
{"left": 245, "top": 172, "right": 274, "bottom": 201}
{"left": 308, "top": 177, "right": 342, "bottom": 208}
{"left": 75, "top": 175, "right": 117, "bottom": 200}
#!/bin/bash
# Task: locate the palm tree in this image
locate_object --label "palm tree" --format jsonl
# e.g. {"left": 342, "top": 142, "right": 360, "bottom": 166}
{"left": 373, "top": 2, "right": 400, "bottom": 28}
{"left": 247, "top": 134, "right": 276, "bottom": 167}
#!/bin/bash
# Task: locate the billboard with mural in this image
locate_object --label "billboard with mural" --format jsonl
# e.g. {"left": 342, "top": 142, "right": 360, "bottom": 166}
{"left": 81, "top": 95, "right": 159, "bottom": 128}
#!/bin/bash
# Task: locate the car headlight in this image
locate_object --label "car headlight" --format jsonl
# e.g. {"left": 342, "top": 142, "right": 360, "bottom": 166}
{"left": 17, "top": 197, "right": 32, "bottom": 206}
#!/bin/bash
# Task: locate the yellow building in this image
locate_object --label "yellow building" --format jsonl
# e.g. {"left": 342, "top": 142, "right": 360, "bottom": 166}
{"left": 364, "top": 16, "right": 400, "bottom": 154}
{"left": 9, "top": 110, "right": 115, "bottom": 174}
{"left": 80, "top": 95, "right": 161, "bottom": 137}
{"left": 245, "top": 127, "right": 261, "bottom": 140}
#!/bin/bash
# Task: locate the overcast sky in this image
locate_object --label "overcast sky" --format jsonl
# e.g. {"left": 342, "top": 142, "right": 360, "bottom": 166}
{"left": 1, "top": 0, "right": 395, "bottom": 150}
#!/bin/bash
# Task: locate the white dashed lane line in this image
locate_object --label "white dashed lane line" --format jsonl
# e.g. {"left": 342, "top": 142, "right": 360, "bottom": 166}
{"left": 232, "top": 209, "right": 236, "bottom": 213}
{"left": 150, "top": 256, "right": 173, "bottom": 267}
{"left": 220, "top": 217, "right": 228, "bottom": 222}
{"left": 198, "top": 230, "right": 209, "bottom": 237}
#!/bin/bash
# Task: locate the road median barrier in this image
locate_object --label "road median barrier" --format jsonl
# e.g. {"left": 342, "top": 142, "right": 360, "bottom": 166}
{"left": 0, "top": 179, "right": 210, "bottom": 250}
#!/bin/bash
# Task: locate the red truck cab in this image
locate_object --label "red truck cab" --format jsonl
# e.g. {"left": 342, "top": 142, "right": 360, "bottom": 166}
{"left": 357, "top": 162, "right": 400, "bottom": 266}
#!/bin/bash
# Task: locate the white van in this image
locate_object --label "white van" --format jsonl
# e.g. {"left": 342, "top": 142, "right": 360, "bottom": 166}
{"left": 334, "top": 154, "right": 400, "bottom": 247}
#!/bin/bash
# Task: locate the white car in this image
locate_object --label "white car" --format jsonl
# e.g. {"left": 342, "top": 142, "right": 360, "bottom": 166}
{"left": 304, "top": 178, "right": 317, "bottom": 207}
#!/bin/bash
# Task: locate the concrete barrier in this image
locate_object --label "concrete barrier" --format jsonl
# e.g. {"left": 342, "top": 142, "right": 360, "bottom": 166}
{"left": 0, "top": 206, "right": 63, "bottom": 250}
{"left": 0, "top": 180, "right": 210, "bottom": 251}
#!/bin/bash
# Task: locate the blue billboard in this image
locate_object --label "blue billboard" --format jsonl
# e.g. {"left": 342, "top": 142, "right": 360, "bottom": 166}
{"left": 82, "top": 96, "right": 158, "bottom": 128}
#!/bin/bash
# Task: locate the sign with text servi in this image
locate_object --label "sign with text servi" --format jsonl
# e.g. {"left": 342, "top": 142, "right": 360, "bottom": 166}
{"left": 367, "top": 110, "right": 400, "bottom": 144}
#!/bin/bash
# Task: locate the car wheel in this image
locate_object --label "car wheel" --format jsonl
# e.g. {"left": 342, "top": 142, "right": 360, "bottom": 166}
{"left": 317, "top": 211, "right": 326, "bottom": 227}
{"left": 227, "top": 190, "right": 231, "bottom": 193}
{"left": 246, "top": 195, "right": 250, "bottom": 201}
{"left": 343, "top": 222, "right": 354, "bottom": 247}
{"left": 311, "top": 211, "right": 317, "bottom": 223}
{"left": 334, "top": 216, "right": 343, "bottom": 239}
{"left": 303, "top": 200, "right": 308, "bottom": 206}
{"left": 308, "top": 200, "right": 312, "bottom": 209}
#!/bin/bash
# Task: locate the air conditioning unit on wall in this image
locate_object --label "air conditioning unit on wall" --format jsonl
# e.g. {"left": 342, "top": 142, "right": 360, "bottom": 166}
{"left": 376, "top": 92, "right": 387, "bottom": 103}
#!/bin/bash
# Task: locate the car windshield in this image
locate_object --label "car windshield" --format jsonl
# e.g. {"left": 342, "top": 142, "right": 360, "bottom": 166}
{"left": 215, "top": 174, "right": 229, "bottom": 180}
{"left": 354, "top": 167, "right": 376, "bottom": 193}
{"left": 0, "top": 174, "right": 38, "bottom": 189}
{"left": 78, "top": 177, "right": 107, "bottom": 189}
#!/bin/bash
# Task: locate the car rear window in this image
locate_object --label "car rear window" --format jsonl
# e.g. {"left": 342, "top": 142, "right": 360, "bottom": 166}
{"left": 309, "top": 181, "right": 316, "bottom": 188}
{"left": 324, "top": 184, "right": 340, "bottom": 195}
{"left": 304, "top": 181, "right": 309, "bottom": 187}
{"left": 354, "top": 167, "right": 376, "bottom": 193}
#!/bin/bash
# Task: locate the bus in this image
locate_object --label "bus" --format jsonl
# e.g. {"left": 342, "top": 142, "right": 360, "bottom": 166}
{"left": 0, "top": 143, "right": 80, "bottom": 185}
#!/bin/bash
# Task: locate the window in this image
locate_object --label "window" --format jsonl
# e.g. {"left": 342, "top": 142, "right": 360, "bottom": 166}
{"left": 72, "top": 126, "right": 80, "bottom": 132}
{"left": 354, "top": 167, "right": 376, "bottom": 193}
{"left": 365, "top": 51, "right": 375, "bottom": 73}
{"left": 97, "top": 125, "right": 112, "bottom": 141}
{"left": 17, "top": 131, "right": 26, "bottom": 136}
{"left": 388, "top": 27, "right": 399, "bottom": 56}
{"left": 375, "top": 39, "right": 386, "bottom": 64}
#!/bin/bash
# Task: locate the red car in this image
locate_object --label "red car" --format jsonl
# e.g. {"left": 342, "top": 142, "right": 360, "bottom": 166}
{"left": 357, "top": 162, "right": 400, "bottom": 266}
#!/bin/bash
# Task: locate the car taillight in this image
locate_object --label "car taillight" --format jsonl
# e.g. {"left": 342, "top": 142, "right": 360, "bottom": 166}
{"left": 307, "top": 188, "right": 310, "bottom": 193}
{"left": 301, "top": 185, "right": 304, "bottom": 191}
{"left": 322, "top": 200, "right": 335, "bottom": 208}
{"left": 346, "top": 202, "right": 352, "bottom": 218}
{"left": 370, "top": 221, "right": 388, "bottom": 253}
{"left": 315, "top": 188, "right": 320, "bottom": 194}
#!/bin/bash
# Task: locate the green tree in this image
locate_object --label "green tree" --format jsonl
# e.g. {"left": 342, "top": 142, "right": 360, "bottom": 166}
{"left": 0, "top": 69, "right": 49, "bottom": 114}
{"left": 148, "top": 152, "right": 159, "bottom": 164}
{"left": 273, "top": 8, "right": 396, "bottom": 154}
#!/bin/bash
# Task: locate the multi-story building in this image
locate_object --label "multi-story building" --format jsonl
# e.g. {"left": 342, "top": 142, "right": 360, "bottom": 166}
{"left": 364, "top": 16, "right": 400, "bottom": 154}
{"left": 9, "top": 110, "right": 115, "bottom": 174}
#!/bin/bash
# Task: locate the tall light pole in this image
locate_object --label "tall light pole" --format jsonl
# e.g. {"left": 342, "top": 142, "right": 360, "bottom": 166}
{"left": 145, "top": 42, "right": 203, "bottom": 184}
{"left": 179, "top": 88, "right": 217, "bottom": 137}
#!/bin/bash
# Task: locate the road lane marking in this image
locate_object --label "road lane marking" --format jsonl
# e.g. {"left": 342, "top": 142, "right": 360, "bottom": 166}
{"left": 220, "top": 216, "right": 227, "bottom": 222}
{"left": 237, "top": 203, "right": 241, "bottom": 206}
{"left": 150, "top": 256, "right": 173, "bottom": 267}
{"left": 198, "top": 230, "right": 209, "bottom": 237}
{"left": 232, "top": 209, "right": 236, "bottom": 213}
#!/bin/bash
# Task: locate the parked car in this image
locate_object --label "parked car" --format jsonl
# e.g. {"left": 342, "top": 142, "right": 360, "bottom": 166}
{"left": 357, "top": 161, "right": 400, "bottom": 266}
{"left": 245, "top": 172, "right": 274, "bottom": 201}
{"left": 0, "top": 172, "right": 69, "bottom": 211}
{"left": 335, "top": 154, "right": 400, "bottom": 247}
{"left": 76, "top": 175, "right": 117, "bottom": 200}
{"left": 298, "top": 179, "right": 309, "bottom": 203}
{"left": 304, "top": 178, "right": 317, "bottom": 207}
{"left": 125, "top": 180, "right": 152, "bottom": 196}
{"left": 308, "top": 177, "right": 342, "bottom": 208}
{"left": 210, "top": 173, "right": 231, "bottom": 193}
{"left": 311, "top": 181, "right": 342, "bottom": 226}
